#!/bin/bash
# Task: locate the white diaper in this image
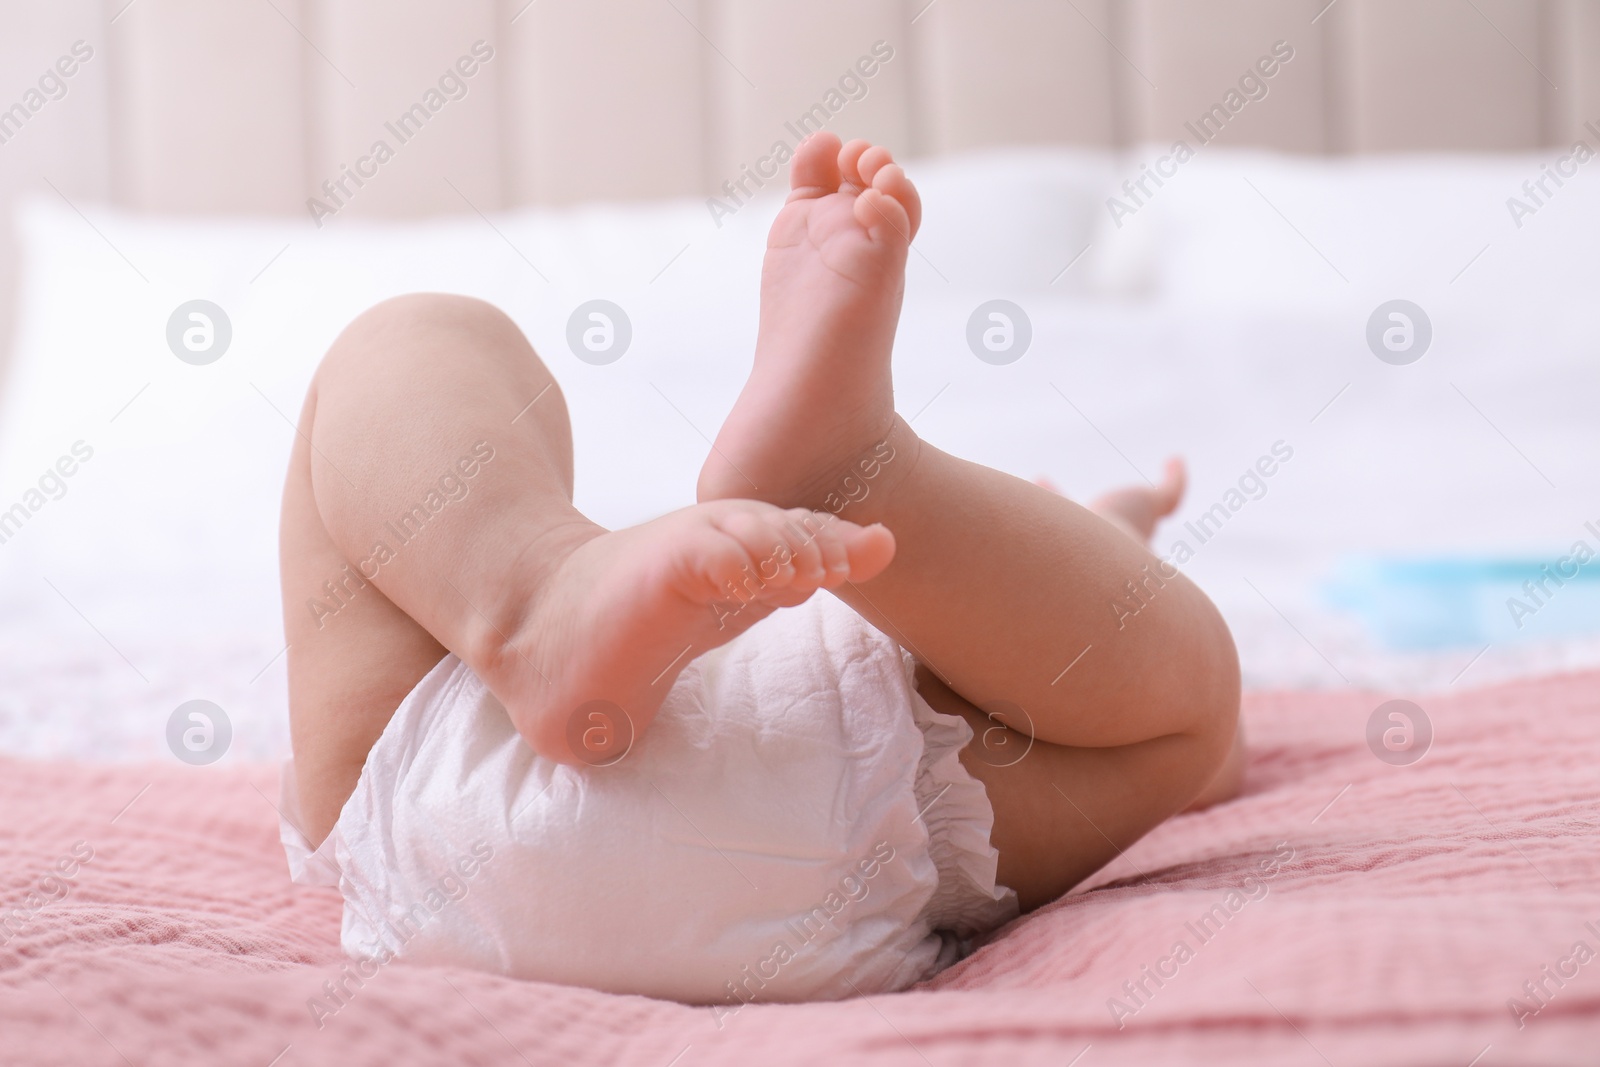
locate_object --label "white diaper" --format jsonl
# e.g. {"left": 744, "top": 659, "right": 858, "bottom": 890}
{"left": 279, "top": 594, "right": 1018, "bottom": 1006}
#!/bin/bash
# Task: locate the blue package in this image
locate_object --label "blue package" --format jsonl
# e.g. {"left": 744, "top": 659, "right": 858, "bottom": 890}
{"left": 1323, "top": 551, "right": 1600, "bottom": 651}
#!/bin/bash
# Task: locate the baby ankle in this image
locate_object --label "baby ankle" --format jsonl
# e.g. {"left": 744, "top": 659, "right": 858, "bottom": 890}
{"left": 797, "top": 414, "right": 921, "bottom": 524}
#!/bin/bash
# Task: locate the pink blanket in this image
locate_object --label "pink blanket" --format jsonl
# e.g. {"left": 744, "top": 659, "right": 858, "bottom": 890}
{"left": 4, "top": 672, "right": 1598, "bottom": 1065}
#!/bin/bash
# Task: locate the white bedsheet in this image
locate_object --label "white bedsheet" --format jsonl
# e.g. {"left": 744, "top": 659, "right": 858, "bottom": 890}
{"left": 2, "top": 147, "right": 1597, "bottom": 761}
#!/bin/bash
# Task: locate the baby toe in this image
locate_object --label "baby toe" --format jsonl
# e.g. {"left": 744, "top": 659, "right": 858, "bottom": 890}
{"left": 853, "top": 187, "right": 912, "bottom": 244}
{"left": 856, "top": 144, "right": 895, "bottom": 185}
{"left": 837, "top": 138, "right": 873, "bottom": 190}
{"left": 788, "top": 131, "right": 844, "bottom": 200}
{"left": 871, "top": 162, "right": 922, "bottom": 237}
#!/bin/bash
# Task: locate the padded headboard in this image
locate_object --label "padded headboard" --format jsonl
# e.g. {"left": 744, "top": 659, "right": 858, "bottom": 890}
{"left": 1, "top": 0, "right": 1597, "bottom": 366}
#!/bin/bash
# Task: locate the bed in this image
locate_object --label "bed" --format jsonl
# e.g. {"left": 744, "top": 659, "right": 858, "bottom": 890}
{"left": 4, "top": 1, "right": 1600, "bottom": 1062}
{"left": 5, "top": 665, "right": 1598, "bottom": 1064}
{"left": 2, "top": 145, "right": 1598, "bottom": 1064}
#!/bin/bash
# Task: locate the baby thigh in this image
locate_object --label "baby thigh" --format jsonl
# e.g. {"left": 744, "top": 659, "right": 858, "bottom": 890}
{"left": 915, "top": 667, "right": 1231, "bottom": 912}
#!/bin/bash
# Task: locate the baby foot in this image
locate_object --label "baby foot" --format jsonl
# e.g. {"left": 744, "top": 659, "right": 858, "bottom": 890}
{"left": 479, "top": 500, "right": 895, "bottom": 765}
{"left": 697, "top": 132, "right": 922, "bottom": 514}
{"left": 1085, "top": 458, "right": 1186, "bottom": 546}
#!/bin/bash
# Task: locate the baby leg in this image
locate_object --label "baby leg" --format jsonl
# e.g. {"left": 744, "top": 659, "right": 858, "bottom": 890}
{"left": 781, "top": 424, "right": 1239, "bottom": 908}
{"left": 1078, "top": 460, "right": 1245, "bottom": 815}
{"left": 697, "top": 134, "right": 1240, "bottom": 909}
{"left": 282, "top": 294, "right": 893, "bottom": 845}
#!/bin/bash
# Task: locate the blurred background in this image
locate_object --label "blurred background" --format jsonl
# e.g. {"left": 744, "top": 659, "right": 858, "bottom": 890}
{"left": 1, "top": 0, "right": 1598, "bottom": 762}
{"left": 5, "top": 0, "right": 1598, "bottom": 344}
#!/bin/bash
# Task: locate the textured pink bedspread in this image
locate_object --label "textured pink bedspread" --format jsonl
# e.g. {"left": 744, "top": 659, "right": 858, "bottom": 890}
{"left": 4, "top": 671, "right": 1598, "bottom": 1066}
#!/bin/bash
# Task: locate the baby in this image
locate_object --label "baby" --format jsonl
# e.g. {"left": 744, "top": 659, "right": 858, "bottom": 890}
{"left": 277, "top": 133, "right": 1242, "bottom": 1007}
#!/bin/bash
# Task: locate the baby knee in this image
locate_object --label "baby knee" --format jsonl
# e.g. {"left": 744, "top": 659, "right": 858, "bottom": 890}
{"left": 317, "top": 293, "right": 527, "bottom": 388}
{"left": 1195, "top": 627, "right": 1242, "bottom": 771}
{"left": 350, "top": 292, "right": 516, "bottom": 347}
{"left": 1163, "top": 644, "right": 1242, "bottom": 813}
